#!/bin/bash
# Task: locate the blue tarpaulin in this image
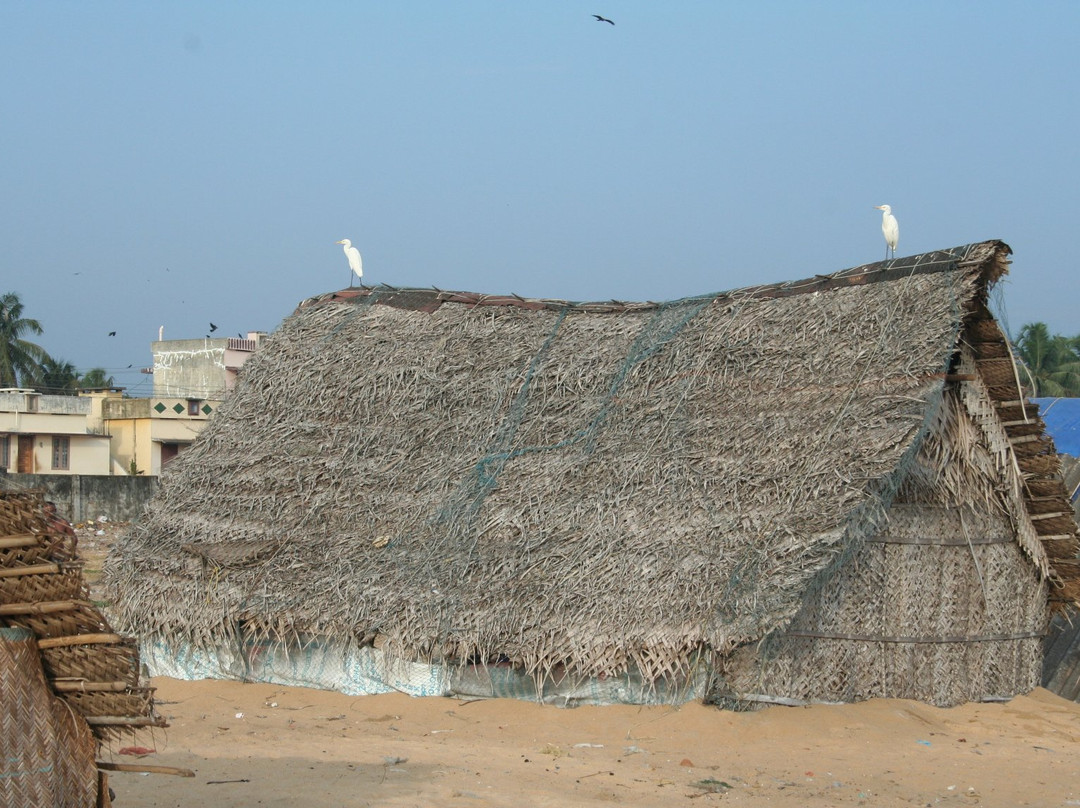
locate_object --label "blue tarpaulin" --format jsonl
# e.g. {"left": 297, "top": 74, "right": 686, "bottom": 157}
{"left": 1034, "top": 397, "right": 1080, "bottom": 458}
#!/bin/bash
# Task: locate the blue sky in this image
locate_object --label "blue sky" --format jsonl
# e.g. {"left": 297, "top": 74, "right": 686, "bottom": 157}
{"left": 2, "top": 1, "right": 1078, "bottom": 395}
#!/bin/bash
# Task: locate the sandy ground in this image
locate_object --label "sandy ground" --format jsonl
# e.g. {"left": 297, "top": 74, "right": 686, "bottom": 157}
{"left": 95, "top": 679, "right": 1080, "bottom": 807}
{"left": 82, "top": 522, "right": 1080, "bottom": 807}
{"left": 73, "top": 517, "right": 117, "bottom": 601}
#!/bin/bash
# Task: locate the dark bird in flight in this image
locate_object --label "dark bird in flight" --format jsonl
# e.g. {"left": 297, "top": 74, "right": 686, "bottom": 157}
{"left": 209, "top": 322, "right": 218, "bottom": 333}
{"left": 107, "top": 331, "right": 116, "bottom": 337}
{"left": 593, "top": 14, "right": 614, "bottom": 24}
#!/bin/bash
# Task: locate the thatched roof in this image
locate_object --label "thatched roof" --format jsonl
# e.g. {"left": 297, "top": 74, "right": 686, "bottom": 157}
{"left": 104, "top": 240, "right": 1080, "bottom": 686}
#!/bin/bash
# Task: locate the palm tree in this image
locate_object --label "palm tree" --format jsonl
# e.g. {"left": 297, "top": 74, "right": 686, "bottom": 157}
{"left": 0, "top": 292, "right": 48, "bottom": 388}
{"left": 78, "top": 367, "right": 115, "bottom": 390}
{"left": 30, "top": 356, "right": 80, "bottom": 395}
{"left": 1013, "top": 322, "right": 1080, "bottom": 397}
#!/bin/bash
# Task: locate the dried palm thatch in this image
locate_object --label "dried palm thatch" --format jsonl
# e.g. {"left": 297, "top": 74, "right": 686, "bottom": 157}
{"left": 104, "top": 240, "right": 1079, "bottom": 707}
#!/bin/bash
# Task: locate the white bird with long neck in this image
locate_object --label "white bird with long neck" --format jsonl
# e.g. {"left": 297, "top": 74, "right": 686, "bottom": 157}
{"left": 875, "top": 205, "right": 899, "bottom": 259}
{"left": 336, "top": 239, "right": 363, "bottom": 286}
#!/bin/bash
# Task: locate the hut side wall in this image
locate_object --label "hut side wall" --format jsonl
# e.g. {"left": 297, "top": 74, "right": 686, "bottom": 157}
{"left": 720, "top": 388, "right": 1049, "bottom": 707}
{"left": 720, "top": 503, "right": 1046, "bottom": 707}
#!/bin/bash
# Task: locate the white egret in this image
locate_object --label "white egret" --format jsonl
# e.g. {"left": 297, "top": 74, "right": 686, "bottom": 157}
{"left": 874, "top": 205, "right": 899, "bottom": 259}
{"left": 336, "top": 239, "right": 363, "bottom": 286}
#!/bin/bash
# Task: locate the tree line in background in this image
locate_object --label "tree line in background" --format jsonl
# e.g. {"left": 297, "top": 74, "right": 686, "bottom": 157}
{"left": 0, "top": 292, "right": 114, "bottom": 394}
{"left": 3, "top": 289, "right": 1080, "bottom": 398}
{"left": 1012, "top": 322, "right": 1080, "bottom": 398}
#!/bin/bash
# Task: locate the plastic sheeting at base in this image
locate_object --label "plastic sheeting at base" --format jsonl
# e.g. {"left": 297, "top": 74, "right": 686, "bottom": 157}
{"left": 140, "top": 636, "right": 709, "bottom": 706}
{"left": 141, "top": 636, "right": 449, "bottom": 697}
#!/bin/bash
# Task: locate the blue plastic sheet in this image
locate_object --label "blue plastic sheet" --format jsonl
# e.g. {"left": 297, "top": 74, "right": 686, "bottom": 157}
{"left": 1034, "top": 397, "right": 1080, "bottom": 457}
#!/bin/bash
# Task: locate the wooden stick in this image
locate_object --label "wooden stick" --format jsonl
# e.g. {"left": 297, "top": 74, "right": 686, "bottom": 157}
{"left": 97, "top": 761, "right": 195, "bottom": 777}
{"left": 0, "top": 599, "right": 89, "bottom": 616}
{"left": 37, "top": 633, "right": 122, "bottom": 649}
{"left": 85, "top": 716, "right": 168, "bottom": 727}
{"left": 0, "top": 534, "right": 39, "bottom": 548}
{"left": 97, "top": 771, "right": 112, "bottom": 808}
{"left": 52, "top": 680, "right": 132, "bottom": 692}
{"left": 783, "top": 629, "right": 1042, "bottom": 644}
{"left": 737, "top": 693, "right": 844, "bottom": 707}
{"left": 0, "top": 563, "right": 59, "bottom": 577}
{"left": 864, "top": 535, "right": 1011, "bottom": 546}
{"left": 1010, "top": 434, "right": 1046, "bottom": 445}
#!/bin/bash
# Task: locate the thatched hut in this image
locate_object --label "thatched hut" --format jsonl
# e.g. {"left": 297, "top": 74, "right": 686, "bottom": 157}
{"left": 105, "top": 240, "right": 1080, "bottom": 707}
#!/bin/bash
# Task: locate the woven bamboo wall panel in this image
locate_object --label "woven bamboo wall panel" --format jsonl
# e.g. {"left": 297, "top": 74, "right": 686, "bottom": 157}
{"left": 0, "top": 627, "right": 98, "bottom": 808}
{"left": 873, "top": 503, "right": 1012, "bottom": 542}
{"left": 729, "top": 634, "right": 1042, "bottom": 706}
{"left": 40, "top": 640, "right": 142, "bottom": 688}
{"left": 723, "top": 501, "right": 1047, "bottom": 706}
{"left": 0, "top": 567, "right": 86, "bottom": 603}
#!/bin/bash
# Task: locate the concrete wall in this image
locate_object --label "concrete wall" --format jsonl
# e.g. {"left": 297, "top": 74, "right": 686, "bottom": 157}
{"left": 0, "top": 411, "right": 94, "bottom": 435}
{"left": 28, "top": 435, "right": 112, "bottom": 475}
{"left": 103, "top": 398, "right": 154, "bottom": 419}
{"left": 82, "top": 390, "right": 123, "bottom": 432}
{"left": 102, "top": 405, "right": 207, "bottom": 475}
{"left": 152, "top": 339, "right": 229, "bottom": 398}
{"left": 0, "top": 391, "right": 91, "bottom": 414}
{"left": 0, "top": 472, "right": 159, "bottom": 522}
{"left": 151, "top": 336, "right": 261, "bottom": 399}
{"left": 105, "top": 417, "right": 151, "bottom": 475}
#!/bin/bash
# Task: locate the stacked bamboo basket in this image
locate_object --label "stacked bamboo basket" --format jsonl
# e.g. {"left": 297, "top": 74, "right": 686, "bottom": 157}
{"left": 1, "top": 625, "right": 98, "bottom": 806}
{"left": 0, "top": 489, "right": 164, "bottom": 806}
